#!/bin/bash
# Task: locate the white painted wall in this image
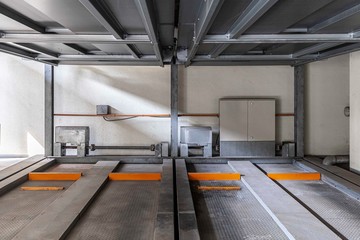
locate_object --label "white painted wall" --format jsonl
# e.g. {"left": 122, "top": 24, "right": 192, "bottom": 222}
{"left": 305, "top": 55, "right": 350, "bottom": 155}
{"left": 350, "top": 51, "right": 360, "bottom": 172}
{"left": 0, "top": 52, "right": 44, "bottom": 156}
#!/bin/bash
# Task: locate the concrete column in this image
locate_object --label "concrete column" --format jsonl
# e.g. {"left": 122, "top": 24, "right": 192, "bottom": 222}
{"left": 171, "top": 63, "right": 178, "bottom": 157}
{"left": 294, "top": 65, "right": 305, "bottom": 157}
{"left": 44, "top": 65, "right": 54, "bottom": 156}
{"left": 350, "top": 52, "right": 360, "bottom": 173}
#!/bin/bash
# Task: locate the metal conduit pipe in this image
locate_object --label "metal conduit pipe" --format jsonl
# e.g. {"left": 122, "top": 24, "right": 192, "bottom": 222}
{"left": 322, "top": 155, "right": 349, "bottom": 166}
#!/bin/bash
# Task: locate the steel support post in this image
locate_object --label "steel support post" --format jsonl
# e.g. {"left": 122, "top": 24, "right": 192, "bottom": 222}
{"left": 45, "top": 65, "right": 54, "bottom": 156}
{"left": 294, "top": 65, "right": 305, "bottom": 157}
{"left": 171, "top": 63, "right": 179, "bottom": 157}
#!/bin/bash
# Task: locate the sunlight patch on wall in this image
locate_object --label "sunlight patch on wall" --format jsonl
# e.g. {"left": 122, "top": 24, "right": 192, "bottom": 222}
{"left": 27, "top": 132, "right": 44, "bottom": 156}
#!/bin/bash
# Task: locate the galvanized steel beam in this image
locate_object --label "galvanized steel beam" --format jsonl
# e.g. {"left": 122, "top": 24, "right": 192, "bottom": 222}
{"left": 79, "top": 0, "right": 140, "bottom": 58}
{"left": 135, "top": 0, "right": 163, "bottom": 66}
{"left": 0, "top": 33, "right": 150, "bottom": 44}
{"left": 209, "top": 0, "right": 278, "bottom": 58}
{"left": 309, "top": 3, "right": 360, "bottom": 33}
{"left": 294, "top": 65, "right": 305, "bottom": 158}
{"left": 292, "top": 43, "right": 342, "bottom": 58}
{"left": 0, "top": 2, "right": 46, "bottom": 33}
{"left": 11, "top": 43, "right": 59, "bottom": 58}
{"left": 203, "top": 34, "right": 360, "bottom": 43}
{"left": 171, "top": 63, "right": 178, "bottom": 157}
{"left": 185, "top": 0, "right": 224, "bottom": 66}
{"left": 38, "top": 54, "right": 157, "bottom": 61}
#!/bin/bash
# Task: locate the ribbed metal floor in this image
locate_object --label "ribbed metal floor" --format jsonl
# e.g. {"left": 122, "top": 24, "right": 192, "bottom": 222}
{"left": 0, "top": 180, "right": 75, "bottom": 240}
{"left": 257, "top": 163, "right": 360, "bottom": 240}
{"left": 66, "top": 181, "right": 160, "bottom": 240}
{"left": 191, "top": 180, "right": 288, "bottom": 240}
{"left": 281, "top": 180, "right": 360, "bottom": 240}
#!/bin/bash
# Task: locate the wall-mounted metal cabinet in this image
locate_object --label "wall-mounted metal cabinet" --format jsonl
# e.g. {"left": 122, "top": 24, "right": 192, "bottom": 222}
{"left": 220, "top": 99, "right": 275, "bottom": 157}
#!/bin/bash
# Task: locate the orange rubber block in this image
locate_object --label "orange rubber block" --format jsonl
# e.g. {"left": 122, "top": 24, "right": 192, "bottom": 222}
{"left": 267, "top": 172, "right": 321, "bottom": 181}
{"left": 188, "top": 172, "right": 241, "bottom": 181}
{"left": 21, "top": 186, "right": 65, "bottom": 191}
{"left": 28, "top": 172, "right": 82, "bottom": 181}
{"left": 197, "top": 186, "right": 241, "bottom": 191}
{"left": 108, "top": 173, "right": 162, "bottom": 181}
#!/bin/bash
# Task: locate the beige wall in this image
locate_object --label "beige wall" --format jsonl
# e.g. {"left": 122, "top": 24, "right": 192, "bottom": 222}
{"left": 305, "top": 55, "right": 350, "bottom": 156}
{"left": 0, "top": 53, "right": 44, "bottom": 156}
{"left": 350, "top": 51, "right": 360, "bottom": 172}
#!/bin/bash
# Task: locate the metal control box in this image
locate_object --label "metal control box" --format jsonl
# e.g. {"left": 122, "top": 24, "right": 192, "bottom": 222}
{"left": 220, "top": 99, "right": 275, "bottom": 157}
{"left": 180, "top": 126, "right": 212, "bottom": 157}
{"left": 96, "top": 105, "right": 109, "bottom": 115}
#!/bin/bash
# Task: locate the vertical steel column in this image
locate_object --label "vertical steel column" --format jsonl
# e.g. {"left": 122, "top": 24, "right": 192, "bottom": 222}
{"left": 294, "top": 65, "right": 305, "bottom": 157}
{"left": 171, "top": 63, "right": 179, "bottom": 157}
{"left": 44, "top": 65, "right": 54, "bottom": 156}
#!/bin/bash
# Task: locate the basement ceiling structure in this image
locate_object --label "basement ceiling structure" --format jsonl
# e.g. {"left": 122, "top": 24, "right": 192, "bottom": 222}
{"left": 1, "top": 0, "right": 360, "bottom": 66}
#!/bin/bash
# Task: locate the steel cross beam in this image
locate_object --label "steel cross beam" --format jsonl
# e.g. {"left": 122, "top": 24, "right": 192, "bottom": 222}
{"left": 309, "top": 3, "right": 360, "bottom": 33}
{"left": 10, "top": 43, "right": 59, "bottom": 58}
{"left": 203, "top": 34, "right": 360, "bottom": 43}
{"left": 0, "top": 43, "right": 57, "bottom": 65}
{"left": 292, "top": 43, "right": 342, "bottom": 58}
{"left": 0, "top": 33, "right": 150, "bottom": 44}
{"left": 209, "top": 0, "right": 278, "bottom": 58}
{"left": 79, "top": 0, "right": 140, "bottom": 58}
{"left": 135, "top": 0, "right": 163, "bottom": 66}
{"left": 0, "top": 3, "right": 46, "bottom": 33}
{"left": 185, "top": 0, "right": 224, "bottom": 66}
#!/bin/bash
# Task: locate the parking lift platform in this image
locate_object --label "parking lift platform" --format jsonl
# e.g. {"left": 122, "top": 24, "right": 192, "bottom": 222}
{"left": 0, "top": 156, "right": 173, "bottom": 240}
{"left": 0, "top": 156, "right": 360, "bottom": 239}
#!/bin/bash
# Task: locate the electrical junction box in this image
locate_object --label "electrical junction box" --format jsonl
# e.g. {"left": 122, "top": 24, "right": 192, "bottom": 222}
{"left": 96, "top": 105, "right": 109, "bottom": 115}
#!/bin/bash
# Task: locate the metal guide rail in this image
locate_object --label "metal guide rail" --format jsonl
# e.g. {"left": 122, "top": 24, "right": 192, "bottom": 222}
{"left": 0, "top": 156, "right": 359, "bottom": 239}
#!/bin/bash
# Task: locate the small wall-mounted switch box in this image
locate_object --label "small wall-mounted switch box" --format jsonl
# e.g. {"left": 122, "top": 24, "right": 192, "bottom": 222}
{"left": 96, "top": 105, "right": 110, "bottom": 115}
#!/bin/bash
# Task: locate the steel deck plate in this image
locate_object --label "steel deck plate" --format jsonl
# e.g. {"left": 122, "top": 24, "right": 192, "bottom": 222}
{"left": 0, "top": 181, "right": 74, "bottom": 240}
{"left": 280, "top": 180, "right": 360, "bottom": 240}
{"left": 66, "top": 181, "right": 160, "bottom": 240}
{"left": 191, "top": 180, "right": 288, "bottom": 240}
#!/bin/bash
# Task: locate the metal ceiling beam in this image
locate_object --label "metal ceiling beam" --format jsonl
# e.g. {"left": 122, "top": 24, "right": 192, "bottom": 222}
{"left": 37, "top": 55, "right": 157, "bottom": 61}
{"left": 203, "top": 34, "right": 360, "bottom": 43}
{"left": 58, "top": 61, "right": 161, "bottom": 66}
{"left": 309, "top": 3, "right": 360, "bottom": 33}
{"left": 135, "top": 0, "right": 163, "bottom": 66}
{"left": 0, "top": 34, "right": 150, "bottom": 44}
{"left": 0, "top": 2, "right": 46, "bottom": 33}
{"left": 292, "top": 43, "right": 342, "bottom": 58}
{"left": 0, "top": 43, "right": 57, "bottom": 66}
{"left": 192, "top": 54, "right": 316, "bottom": 61}
{"left": 79, "top": 0, "right": 140, "bottom": 58}
{"left": 63, "top": 43, "right": 89, "bottom": 55}
{"left": 185, "top": 0, "right": 224, "bottom": 66}
{"left": 10, "top": 43, "right": 59, "bottom": 58}
{"left": 191, "top": 60, "right": 294, "bottom": 66}
{"left": 294, "top": 42, "right": 360, "bottom": 66}
{"left": 209, "top": 0, "right": 278, "bottom": 58}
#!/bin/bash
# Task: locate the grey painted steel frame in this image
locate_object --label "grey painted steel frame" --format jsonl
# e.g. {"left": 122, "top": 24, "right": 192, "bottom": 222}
{"left": 171, "top": 63, "right": 178, "bottom": 157}
{"left": 294, "top": 65, "right": 305, "bottom": 157}
{"left": 45, "top": 65, "right": 54, "bottom": 156}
